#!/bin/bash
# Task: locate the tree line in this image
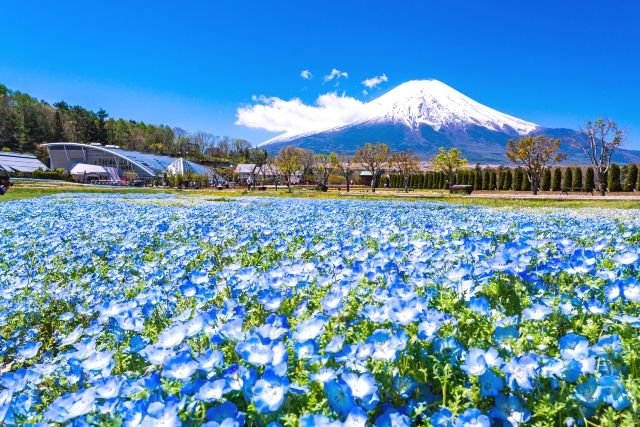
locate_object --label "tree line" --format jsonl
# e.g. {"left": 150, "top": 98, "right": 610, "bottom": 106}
{"left": 0, "top": 83, "right": 254, "bottom": 163}
{"left": 388, "top": 164, "right": 639, "bottom": 192}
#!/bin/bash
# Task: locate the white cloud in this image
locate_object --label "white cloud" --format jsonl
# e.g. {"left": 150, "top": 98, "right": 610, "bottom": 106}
{"left": 300, "top": 69, "right": 312, "bottom": 80}
{"left": 236, "top": 92, "right": 370, "bottom": 134}
{"left": 323, "top": 68, "right": 349, "bottom": 82}
{"left": 362, "top": 73, "right": 388, "bottom": 88}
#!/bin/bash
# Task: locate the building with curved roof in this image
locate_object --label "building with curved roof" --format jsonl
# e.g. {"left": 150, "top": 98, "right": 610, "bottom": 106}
{"left": 0, "top": 152, "right": 49, "bottom": 172}
{"left": 42, "top": 142, "right": 216, "bottom": 182}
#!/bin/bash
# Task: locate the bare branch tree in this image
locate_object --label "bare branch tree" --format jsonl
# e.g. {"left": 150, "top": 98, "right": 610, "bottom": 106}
{"left": 353, "top": 143, "right": 390, "bottom": 192}
{"left": 390, "top": 149, "right": 420, "bottom": 192}
{"left": 570, "top": 118, "right": 624, "bottom": 196}
{"left": 330, "top": 152, "right": 355, "bottom": 192}
{"left": 313, "top": 153, "right": 333, "bottom": 189}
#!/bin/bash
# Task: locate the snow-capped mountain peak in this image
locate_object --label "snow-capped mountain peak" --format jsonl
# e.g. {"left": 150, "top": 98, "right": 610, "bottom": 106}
{"left": 365, "top": 80, "right": 538, "bottom": 134}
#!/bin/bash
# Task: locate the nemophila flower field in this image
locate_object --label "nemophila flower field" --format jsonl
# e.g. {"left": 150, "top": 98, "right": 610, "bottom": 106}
{"left": 1, "top": 194, "right": 640, "bottom": 426}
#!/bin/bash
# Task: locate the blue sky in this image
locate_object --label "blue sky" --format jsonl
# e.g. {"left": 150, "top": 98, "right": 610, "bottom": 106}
{"left": 1, "top": 0, "right": 639, "bottom": 147}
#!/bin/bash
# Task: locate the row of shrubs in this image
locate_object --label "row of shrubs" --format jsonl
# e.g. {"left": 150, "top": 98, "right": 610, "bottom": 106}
{"left": 8, "top": 169, "right": 73, "bottom": 181}
{"left": 389, "top": 164, "right": 640, "bottom": 191}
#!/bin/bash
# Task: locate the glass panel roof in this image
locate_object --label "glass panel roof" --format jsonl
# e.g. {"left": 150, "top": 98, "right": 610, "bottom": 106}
{"left": 0, "top": 153, "right": 48, "bottom": 172}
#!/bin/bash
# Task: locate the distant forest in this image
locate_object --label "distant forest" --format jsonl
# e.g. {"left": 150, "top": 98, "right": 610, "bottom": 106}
{"left": 0, "top": 83, "right": 255, "bottom": 163}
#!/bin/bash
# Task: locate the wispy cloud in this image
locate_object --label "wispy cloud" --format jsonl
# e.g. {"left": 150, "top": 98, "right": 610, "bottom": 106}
{"left": 362, "top": 73, "right": 388, "bottom": 88}
{"left": 300, "top": 69, "right": 312, "bottom": 80}
{"left": 236, "top": 92, "right": 369, "bottom": 134}
{"left": 323, "top": 68, "right": 349, "bottom": 82}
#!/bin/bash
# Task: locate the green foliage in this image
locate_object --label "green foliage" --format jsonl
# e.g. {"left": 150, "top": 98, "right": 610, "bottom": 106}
{"left": 573, "top": 167, "right": 583, "bottom": 189}
{"left": 514, "top": 168, "right": 524, "bottom": 191}
{"left": 552, "top": 168, "right": 562, "bottom": 191}
{"left": 624, "top": 165, "right": 638, "bottom": 191}
{"left": 562, "top": 167, "right": 573, "bottom": 189}
{"left": 586, "top": 167, "right": 595, "bottom": 191}
{"left": 609, "top": 163, "right": 622, "bottom": 192}
{"left": 541, "top": 168, "right": 551, "bottom": 191}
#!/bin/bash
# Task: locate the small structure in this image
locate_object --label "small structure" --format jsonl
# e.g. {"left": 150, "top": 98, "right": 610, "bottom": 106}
{"left": 0, "top": 152, "right": 48, "bottom": 173}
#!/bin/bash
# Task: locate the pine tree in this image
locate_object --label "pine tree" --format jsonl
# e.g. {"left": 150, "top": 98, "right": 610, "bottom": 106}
{"left": 522, "top": 173, "right": 531, "bottom": 191}
{"left": 608, "top": 164, "right": 622, "bottom": 192}
{"left": 475, "top": 168, "right": 482, "bottom": 190}
{"left": 483, "top": 169, "right": 491, "bottom": 190}
{"left": 541, "top": 169, "right": 551, "bottom": 191}
{"left": 624, "top": 165, "right": 638, "bottom": 191}
{"left": 562, "top": 167, "right": 573, "bottom": 189}
{"left": 552, "top": 168, "right": 562, "bottom": 191}
{"left": 489, "top": 170, "right": 497, "bottom": 190}
{"left": 586, "top": 167, "right": 595, "bottom": 191}
{"left": 573, "top": 167, "right": 583, "bottom": 190}
{"left": 514, "top": 168, "right": 524, "bottom": 191}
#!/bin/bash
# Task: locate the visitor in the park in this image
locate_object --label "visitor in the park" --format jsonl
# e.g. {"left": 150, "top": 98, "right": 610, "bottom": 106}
{"left": 0, "top": 173, "right": 12, "bottom": 195}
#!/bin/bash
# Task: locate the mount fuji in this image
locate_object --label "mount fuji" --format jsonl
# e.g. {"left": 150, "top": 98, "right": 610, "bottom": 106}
{"left": 258, "top": 80, "right": 640, "bottom": 164}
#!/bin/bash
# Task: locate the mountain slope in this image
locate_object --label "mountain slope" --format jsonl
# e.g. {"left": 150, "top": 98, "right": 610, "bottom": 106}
{"left": 260, "top": 80, "right": 640, "bottom": 164}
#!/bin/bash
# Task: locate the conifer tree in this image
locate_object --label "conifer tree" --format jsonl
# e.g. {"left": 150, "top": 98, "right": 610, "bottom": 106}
{"left": 552, "top": 168, "right": 562, "bottom": 191}
{"left": 608, "top": 164, "right": 622, "bottom": 192}
{"left": 586, "top": 167, "right": 595, "bottom": 191}
{"left": 541, "top": 168, "right": 551, "bottom": 191}
{"left": 562, "top": 167, "right": 573, "bottom": 189}
{"left": 624, "top": 164, "right": 638, "bottom": 191}
{"left": 573, "top": 167, "right": 583, "bottom": 190}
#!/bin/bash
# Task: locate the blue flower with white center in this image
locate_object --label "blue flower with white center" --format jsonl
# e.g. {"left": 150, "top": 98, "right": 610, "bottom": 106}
{"left": 44, "top": 388, "right": 96, "bottom": 423}
{"left": 462, "top": 348, "right": 489, "bottom": 376}
{"left": 205, "top": 401, "right": 245, "bottom": 426}
{"left": 489, "top": 394, "right": 531, "bottom": 426}
{"left": 293, "top": 315, "right": 329, "bottom": 342}
{"left": 195, "top": 378, "right": 227, "bottom": 402}
{"left": 622, "top": 278, "right": 640, "bottom": 302}
{"left": 324, "top": 334, "right": 345, "bottom": 353}
{"left": 342, "top": 372, "right": 379, "bottom": 409}
{"left": 468, "top": 296, "right": 490, "bottom": 316}
{"left": 454, "top": 408, "right": 490, "bottom": 427}
{"left": 598, "top": 375, "right": 630, "bottom": 410}
{"left": 375, "top": 405, "right": 411, "bottom": 427}
{"left": 574, "top": 376, "right": 602, "bottom": 408}
{"left": 251, "top": 369, "right": 289, "bottom": 413}
{"left": 162, "top": 350, "right": 198, "bottom": 381}
{"left": 522, "top": 303, "right": 552, "bottom": 321}
{"left": 367, "top": 329, "right": 408, "bottom": 361}
{"left": 430, "top": 407, "right": 454, "bottom": 427}
{"left": 501, "top": 354, "right": 538, "bottom": 392}
{"left": 324, "top": 380, "right": 355, "bottom": 418}
{"left": 591, "top": 334, "right": 623, "bottom": 357}
{"left": 17, "top": 341, "right": 41, "bottom": 359}
{"left": 235, "top": 334, "right": 274, "bottom": 366}
{"left": 295, "top": 339, "right": 318, "bottom": 360}
{"left": 613, "top": 251, "right": 638, "bottom": 265}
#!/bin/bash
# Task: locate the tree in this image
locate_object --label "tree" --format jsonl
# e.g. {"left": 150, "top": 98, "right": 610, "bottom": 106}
{"left": 248, "top": 149, "right": 267, "bottom": 190}
{"left": 276, "top": 147, "right": 302, "bottom": 190}
{"left": 313, "top": 153, "right": 333, "bottom": 188}
{"left": 608, "top": 163, "right": 622, "bottom": 192}
{"left": 552, "top": 168, "right": 562, "bottom": 191}
{"left": 390, "top": 149, "right": 420, "bottom": 192}
{"left": 541, "top": 168, "right": 551, "bottom": 191}
{"left": 482, "top": 169, "right": 491, "bottom": 190}
{"left": 562, "top": 167, "right": 573, "bottom": 190}
{"left": 353, "top": 143, "right": 390, "bottom": 193}
{"left": 331, "top": 152, "right": 355, "bottom": 192}
{"left": 514, "top": 168, "right": 524, "bottom": 192}
{"left": 489, "top": 170, "right": 497, "bottom": 190}
{"left": 504, "top": 169, "right": 513, "bottom": 190}
{"left": 624, "top": 164, "right": 638, "bottom": 191}
{"left": 506, "top": 135, "right": 565, "bottom": 195}
{"left": 573, "top": 167, "right": 583, "bottom": 190}
{"left": 585, "top": 167, "right": 595, "bottom": 192}
{"left": 431, "top": 147, "right": 467, "bottom": 193}
{"left": 570, "top": 118, "right": 624, "bottom": 196}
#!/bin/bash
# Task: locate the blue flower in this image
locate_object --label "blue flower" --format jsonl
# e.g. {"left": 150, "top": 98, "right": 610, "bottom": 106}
{"left": 324, "top": 380, "right": 356, "bottom": 418}
{"left": 501, "top": 354, "right": 538, "bottom": 392}
{"left": 479, "top": 370, "right": 504, "bottom": 397}
{"left": 489, "top": 394, "right": 531, "bottom": 426}
{"left": 195, "top": 378, "right": 227, "bottom": 402}
{"left": 454, "top": 408, "right": 490, "bottom": 427}
{"left": 430, "top": 407, "right": 454, "bottom": 427}
{"left": 251, "top": 369, "right": 289, "bottom": 413}
{"left": 522, "top": 303, "right": 552, "bottom": 321}
{"left": 44, "top": 388, "right": 96, "bottom": 423}
{"left": 205, "top": 401, "right": 245, "bottom": 426}
{"left": 375, "top": 405, "right": 410, "bottom": 427}
{"left": 598, "top": 375, "right": 630, "bottom": 410}
{"left": 162, "top": 351, "right": 198, "bottom": 381}
{"left": 574, "top": 376, "right": 601, "bottom": 408}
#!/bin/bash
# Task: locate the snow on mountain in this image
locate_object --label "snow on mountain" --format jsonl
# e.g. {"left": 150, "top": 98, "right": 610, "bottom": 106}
{"left": 260, "top": 80, "right": 539, "bottom": 146}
